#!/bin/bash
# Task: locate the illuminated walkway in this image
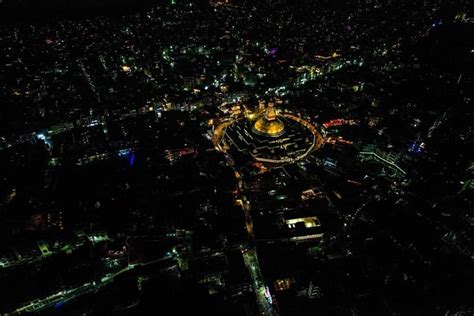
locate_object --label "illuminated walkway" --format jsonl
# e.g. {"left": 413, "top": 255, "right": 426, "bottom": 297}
{"left": 242, "top": 248, "right": 277, "bottom": 316}
{"left": 236, "top": 191, "right": 278, "bottom": 315}
{"left": 8, "top": 255, "right": 174, "bottom": 315}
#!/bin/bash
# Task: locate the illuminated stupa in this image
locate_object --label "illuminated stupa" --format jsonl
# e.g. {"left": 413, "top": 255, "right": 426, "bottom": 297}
{"left": 252, "top": 103, "right": 286, "bottom": 137}
{"left": 213, "top": 99, "right": 324, "bottom": 164}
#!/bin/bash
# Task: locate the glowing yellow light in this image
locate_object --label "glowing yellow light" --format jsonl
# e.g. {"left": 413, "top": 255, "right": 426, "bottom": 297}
{"left": 220, "top": 84, "right": 229, "bottom": 93}
{"left": 122, "top": 65, "right": 131, "bottom": 72}
{"left": 254, "top": 118, "right": 285, "bottom": 136}
{"left": 252, "top": 103, "right": 286, "bottom": 137}
{"left": 285, "top": 216, "right": 321, "bottom": 228}
{"left": 247, "top": 113, "right": 257, "bottom": 120}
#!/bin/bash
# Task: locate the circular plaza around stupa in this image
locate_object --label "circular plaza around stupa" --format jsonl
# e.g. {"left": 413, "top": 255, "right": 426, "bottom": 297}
{"left": 213, "top": 102, "right": 324, "bottom": 164}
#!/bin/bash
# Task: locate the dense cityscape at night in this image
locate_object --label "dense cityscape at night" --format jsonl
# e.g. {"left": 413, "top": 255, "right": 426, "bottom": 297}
{"left": 0, "top": 0, "right": 473, "bottom": 315}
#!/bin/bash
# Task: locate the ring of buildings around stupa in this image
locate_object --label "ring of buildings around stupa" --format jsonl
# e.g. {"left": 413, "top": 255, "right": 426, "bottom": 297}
{"left": 212, "top": 100, "right": 325, "bottom": 165}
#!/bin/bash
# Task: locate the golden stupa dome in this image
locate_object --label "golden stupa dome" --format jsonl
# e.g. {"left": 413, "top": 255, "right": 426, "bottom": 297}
{"left": 252, "top": 103, "right": 286, "bottom": 137}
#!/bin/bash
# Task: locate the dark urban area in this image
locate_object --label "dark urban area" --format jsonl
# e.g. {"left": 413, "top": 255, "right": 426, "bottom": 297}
{"left": 0, "top": 0, "right": 473, "bottom": 315}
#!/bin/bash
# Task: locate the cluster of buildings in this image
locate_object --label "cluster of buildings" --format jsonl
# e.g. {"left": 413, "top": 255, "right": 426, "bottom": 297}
{"left": 0, "top": 0, "right": 473, "bottom": 315}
